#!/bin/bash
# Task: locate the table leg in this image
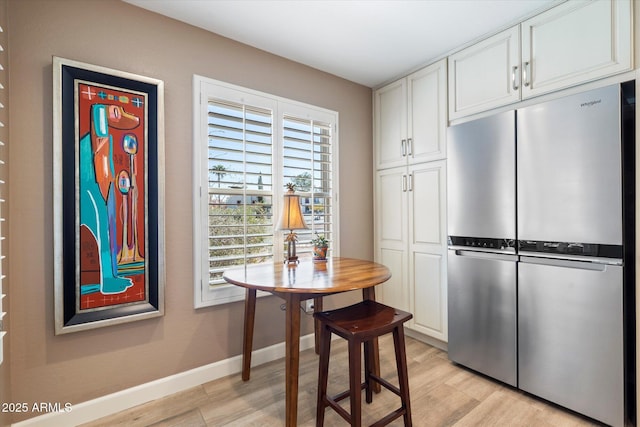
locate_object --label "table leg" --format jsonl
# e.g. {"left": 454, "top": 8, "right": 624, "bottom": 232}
{"left": 285, "top": 293, "right": 302, "bottom": 427}
{"left": 363, "top": 287, "right": 382, "bottom": 393}
{"left": 313, "top": 296, "right": 323, "bottom": 354}
{"left": 242, "top": 288, "right": 257, "bottom": 381}
{"left": 363, "top": 287, "right": 375, "bottom": 301}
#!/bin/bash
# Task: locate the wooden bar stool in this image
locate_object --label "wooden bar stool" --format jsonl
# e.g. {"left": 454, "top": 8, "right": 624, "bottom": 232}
{"left": 314, "top": 300, "right": 413, "bottom": 427}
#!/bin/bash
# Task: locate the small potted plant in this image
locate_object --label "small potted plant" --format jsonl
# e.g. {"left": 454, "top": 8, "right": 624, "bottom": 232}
{"left": 311, "top": 233, "right": 329, "bottom": 261}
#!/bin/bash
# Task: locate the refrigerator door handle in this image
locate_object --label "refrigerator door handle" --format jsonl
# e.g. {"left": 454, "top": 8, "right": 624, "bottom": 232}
{"left": 449, "top": 248, "right": 518, "bottom": 262}
{"left": 519, "top": 251, "right": 623, "bottom": 267}
{"left": 448, "top": 245, "right": 516, "bottom": 255}
{"left": 520, "top": 255, "right": 612, "bottom": 271}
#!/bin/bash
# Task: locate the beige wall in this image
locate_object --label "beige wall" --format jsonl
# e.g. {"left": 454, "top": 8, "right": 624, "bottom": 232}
{"left": 7, "top": 0, "right": 373, "bottom": 422}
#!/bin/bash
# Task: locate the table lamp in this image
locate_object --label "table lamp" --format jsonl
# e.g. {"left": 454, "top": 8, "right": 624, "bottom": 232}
{"left": 277, "top": 183, "right": 309, "bottom": 264}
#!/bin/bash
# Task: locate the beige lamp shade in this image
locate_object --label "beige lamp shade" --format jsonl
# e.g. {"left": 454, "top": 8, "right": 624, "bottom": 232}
{"left": 277, "top": 191, "right": 309, "bottom": 231}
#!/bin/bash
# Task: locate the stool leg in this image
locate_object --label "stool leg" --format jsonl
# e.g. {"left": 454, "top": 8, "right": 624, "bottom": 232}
{"left": 316, "top": 325, "right": 332, "bottom": 427}
{"left": 348, "top": 338, "right": 362, "bottom": 427}
{"left": 393, "top": 325, "right": 412, "bottom": 427}
{"left": 363, "top": 340, "right": 373, "bottom": 404}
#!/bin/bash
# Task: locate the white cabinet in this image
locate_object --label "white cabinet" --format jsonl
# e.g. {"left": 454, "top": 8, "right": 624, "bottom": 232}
{"left": 375, "top": 167, "right": 409, "bottom": 312}
{"left": 374, "top": 154, "right": 448, "bottom": 340}
{"left": 521, "top": 0, "right": 632, "bottom": 99}
{"left": 449, "top": 0, "right": 633, "bottom": 119}
{"left": 406, "top": 161, "right": 448, "bottom": 340}
{"left": 375, "top": 162, "right": 448, "bottom": 341}
{"left": 448, "top": 25, "right": 521, "bottom": 119}
{"left": 374, "top": 59, "right": 448, "bottom": 342}
{"left": 374, "top": 59, "right": 447, "bottom": 170}
{"left": 375, "top": 79, "right": 406, "bottom": 170}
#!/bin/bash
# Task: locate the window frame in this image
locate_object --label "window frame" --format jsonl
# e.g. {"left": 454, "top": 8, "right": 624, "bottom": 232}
{"left": 193, "top": 75, "right": 340, "bottom": 307}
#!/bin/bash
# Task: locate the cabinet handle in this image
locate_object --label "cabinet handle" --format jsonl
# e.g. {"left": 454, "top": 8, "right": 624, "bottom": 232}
{"left": 408, "top": 173, "right": 413, "bottom": 191}
{"left": 401, "top": 139, "right": 407, "bottom": 157}
{"left": 407, "top": 138, "right": 413, "bottom": 156}
{"left": 511, "top": 65, "right": 519, "bottom": 90}
{"left": 402, "top": 174, "right": 407, "bottom": 192}
{"left": 523, "top": 61, "right": 530, "bottom": 87}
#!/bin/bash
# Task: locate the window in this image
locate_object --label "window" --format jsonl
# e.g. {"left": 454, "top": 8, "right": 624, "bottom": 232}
{"left": 193, "top": 76, "right": 339, "bottom": 307}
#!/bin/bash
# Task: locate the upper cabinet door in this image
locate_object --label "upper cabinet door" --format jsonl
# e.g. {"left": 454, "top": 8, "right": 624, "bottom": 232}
{"left": 374, "top": 79, "right": 407, "bottom": 170}
{"left": 521, "top": 0, "right": 632, "bottom": 99}
{"left": 448, "top": 25, "right": 520, "bottom": 120}
{"left": 407, "top": 59, "right": 448, "bottom": 164}
{"left": 375, "top": 59, "right": 448, "bottom": 170}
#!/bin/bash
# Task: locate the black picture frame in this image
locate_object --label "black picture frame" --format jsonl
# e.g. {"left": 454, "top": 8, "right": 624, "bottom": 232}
{"left": 53, "top": 57, "right": 165, "bottom": 334}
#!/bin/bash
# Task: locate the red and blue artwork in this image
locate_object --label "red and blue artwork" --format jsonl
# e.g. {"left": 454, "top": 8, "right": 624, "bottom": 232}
{"left": 77, "top": 83, "right": 147, "bottom": 311}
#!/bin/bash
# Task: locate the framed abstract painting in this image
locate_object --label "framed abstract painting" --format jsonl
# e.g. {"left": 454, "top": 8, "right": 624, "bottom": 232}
{"left": 53, "top": 57, "right": 165, "bottom": 334}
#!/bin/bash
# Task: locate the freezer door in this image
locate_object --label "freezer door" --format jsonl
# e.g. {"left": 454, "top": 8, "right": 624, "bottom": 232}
{"left": 447, "top": 249, "right": 517, "bottom": 386}
{"left": 517, "top": 84, "right": 622, "bottom": 245}
{"left": 447, "top": 111, "right": 516, "bottom": 240}
{"left": 519, "top": 258, "right": 624, "bottom": 426}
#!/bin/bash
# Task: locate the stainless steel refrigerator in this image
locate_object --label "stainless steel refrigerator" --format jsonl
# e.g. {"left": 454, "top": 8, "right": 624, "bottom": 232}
{"left": 447, "top": 110, "right": 518, "bottom": 387}
{"left": 447, "top": 82, "right": 635, "bottom": 426}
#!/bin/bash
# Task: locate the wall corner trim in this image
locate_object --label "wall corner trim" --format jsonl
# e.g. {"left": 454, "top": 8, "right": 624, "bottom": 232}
{"left": 12, "top": 334, "right": 316, "bottom": 426}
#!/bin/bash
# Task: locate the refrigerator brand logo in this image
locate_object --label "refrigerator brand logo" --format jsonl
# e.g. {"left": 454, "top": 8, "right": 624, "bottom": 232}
{"left": 580, "top": 99, "right": 602, "bottom": 108}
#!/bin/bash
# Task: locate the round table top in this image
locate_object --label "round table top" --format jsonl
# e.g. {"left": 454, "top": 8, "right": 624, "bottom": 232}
{"left": 222, "top": 257, "right": 392, "bottom": 294}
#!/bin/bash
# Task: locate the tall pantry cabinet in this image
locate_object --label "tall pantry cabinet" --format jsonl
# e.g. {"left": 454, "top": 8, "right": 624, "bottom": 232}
{"left": 373, "top": 59, "right": 448, "bottom": 342}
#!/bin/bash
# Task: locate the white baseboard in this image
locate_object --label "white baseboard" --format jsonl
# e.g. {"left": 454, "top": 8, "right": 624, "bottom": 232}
{"left": 405, "top": 328, "right": 448, "bottom": 352}
{"left": 13, "top": 334, "right": 316, "bottom": 427}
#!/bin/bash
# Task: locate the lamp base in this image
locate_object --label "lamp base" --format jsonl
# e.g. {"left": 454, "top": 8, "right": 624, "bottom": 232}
{"left": 284, "top": 238, "right": 299, "bottom": 264}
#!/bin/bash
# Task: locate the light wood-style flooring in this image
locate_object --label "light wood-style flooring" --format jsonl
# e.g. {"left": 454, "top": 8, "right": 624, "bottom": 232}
{"left": 82, "top": 335, "right": 600, "bottom": 426}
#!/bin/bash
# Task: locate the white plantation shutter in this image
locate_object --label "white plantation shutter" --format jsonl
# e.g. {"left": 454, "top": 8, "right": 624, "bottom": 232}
{"left": 207, "top": 100, "right": 274, "bottom": 287}
{"left": 0, "top": 21, "right": 7, "bottom": 363}
{"left": 194, "top": 76, "right": 338, "bottom": 307}
{"left": 282, "top": 116, "right": 333, "bottom": 254}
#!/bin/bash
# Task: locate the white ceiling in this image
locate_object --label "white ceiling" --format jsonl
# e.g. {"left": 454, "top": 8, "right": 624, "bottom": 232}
{"left": 124, "top": 0, "right": 557, "bottom": 88}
